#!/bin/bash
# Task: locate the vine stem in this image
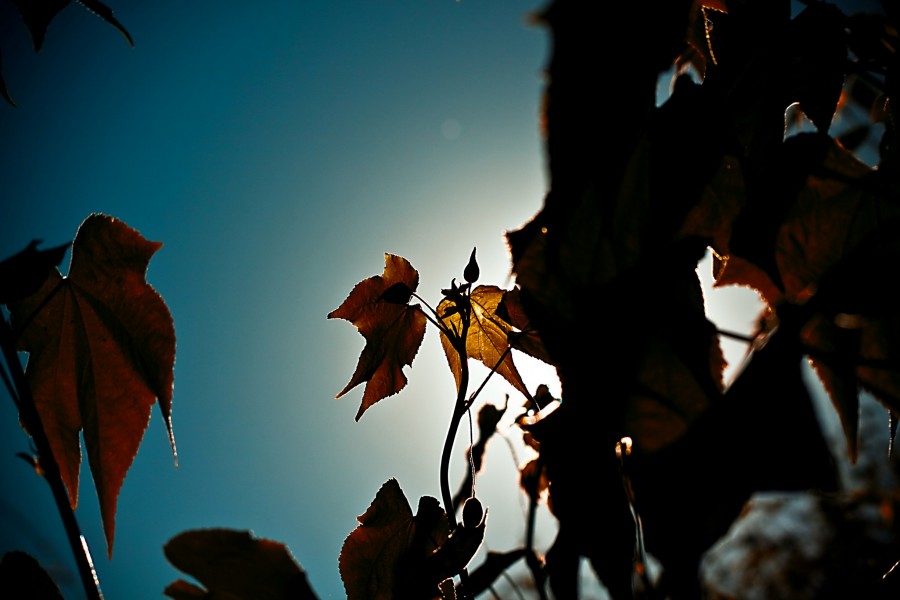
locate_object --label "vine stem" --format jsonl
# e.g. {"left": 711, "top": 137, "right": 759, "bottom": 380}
{"left": 438, "top": 297, "right": 474, "bottom": 600}
{"left": 0, "top": 313, "right": 104, "bottom": 600}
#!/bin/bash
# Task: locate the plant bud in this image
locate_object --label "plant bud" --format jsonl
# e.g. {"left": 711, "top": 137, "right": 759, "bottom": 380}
{"left": 463, "top": 247, "right": 479, "bottom": 284}
{"left": 462, "top": 497, "right": 484, "bottom": 528}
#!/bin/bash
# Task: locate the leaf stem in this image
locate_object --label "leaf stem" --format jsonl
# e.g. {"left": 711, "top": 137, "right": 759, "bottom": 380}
{"left": 464, "top": 344, "right": 515, "bottom": 411}
{"left": 411, "top": 292, "right": 447, "bottom": 331}
{"left": 0, "top": 313, "right": 104, "bottom": 600}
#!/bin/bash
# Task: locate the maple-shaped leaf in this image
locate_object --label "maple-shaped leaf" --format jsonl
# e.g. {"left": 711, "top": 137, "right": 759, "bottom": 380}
{"left": 716, "top": 134, "right": 891, "bottom": 305}
{"left": 163, "top": 528, "right": 318, "bottom": 600}
{"left": 9, "top": 213, "right": 176, "bottom": 556}
{"left": 340, "top": 478, "right": 448, "bottom": 600}
{"left": 328, "top": 254, "right": 427, "bottom": 421}
{"left": 437, "top": 285, "right": 530, "bottom": 400}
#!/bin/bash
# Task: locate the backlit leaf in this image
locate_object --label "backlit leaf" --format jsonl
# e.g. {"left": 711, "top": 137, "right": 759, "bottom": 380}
{"left": 9, "top": 213, "right": 176, "bottom": 556}
{"left": 437, "top": 285, "right": 530, "bottom": 400}
{"left": 163, "top": 528, "right": 317, "bottom": 600}
{"left": 339, "top": 478, "right": 449, "bottom": 600}
{"left": 328, "top": 254, "right": 427, "bottom": 420}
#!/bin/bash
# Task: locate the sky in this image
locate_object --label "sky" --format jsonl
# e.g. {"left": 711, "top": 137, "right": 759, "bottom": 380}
{"left": 0, "top": 1, "right": 561, "bottom": 598}
{"left": 0, "top": 1, "right": 782, "bottom": 599}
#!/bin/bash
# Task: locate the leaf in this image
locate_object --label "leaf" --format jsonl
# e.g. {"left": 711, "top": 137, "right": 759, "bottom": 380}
{"left": 797, "top": 231, "right": 900, "bottom": 459}
{"left": 788, "top": 2, "right": 847, "bottom": 133}
{"left": 340, "top": 478, "right": 450, "bottom": 600}
{"left": 0, "top": 551, "right": 64, "bottom": 599}
{"left": 76, "top": 0, "right": 134, "bottom": 46}
{"left": 163, "top": 528, "right": 318, "bottom": 600}
{"left": 623, "top": 327, "right": 724, "bottom": 453}
{"left": 0, "top": 46, "right": 15, "bottom": 107}
{"left": 328, "top": 254, "right": 427, "bottom": 420}
{"left": 11, "top": 0, "right": 70, "bottom": 51}
{"left": 10, "top": 0, "right": 134, "bottom": 50}
{"left": 0, "top": 240, "right": 70, "bottom": 304}
{"left": 9, "top": 213, "right": 176, "bottom": 556}
{"left": 716, "top": 134, "right": 892, "bottom": 305}
{"left": 437, "top": 285, "right": 531, "bottom": 400}
{"left": 496, "top": 287, "right": 554, "bottom": 366}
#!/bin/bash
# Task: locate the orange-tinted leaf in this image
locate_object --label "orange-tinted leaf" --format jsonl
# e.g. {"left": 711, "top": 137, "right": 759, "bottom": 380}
{"left": 519, "top": 456, "right": 549, "bottom": 501}
{"left": 9, "top": 213, "right": 176, "bottom": 556}
{"left": 328, "top": 254, "right": 427, "bottom": 420}
{"left": 339, "top": 478, "right": 452, "bottom": 600}
{"left": 437, "top": 285, "right": 530, "bottom": 400}
{"left": 163, "top": 528, "right": 317, "bottom": 600}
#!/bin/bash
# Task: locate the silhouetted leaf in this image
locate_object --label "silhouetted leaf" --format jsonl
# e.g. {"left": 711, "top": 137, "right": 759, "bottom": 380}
{"left": 624, "top": 330, "right": 723, "bottom": 453}
{"left": 164, "top": 528, "right": 317, "bottom": 600}
{"left": 0, "top": 240, "right": 70, "bottom": 304}
{"left": 437, "top": 285, "right": 531, "bottom": 400}
{"left": 0, "top": 47, "right": 14, "bottom": 107}
{"left": 328, "top": 254, "right": 427, "bottom": 420}
{"left": 11, "top": 0, "right": 69, "bottom": 51}
{"left": 496, "top": 287, "right": 554, "bottom": 366}
{"left": 340, "top": 479, "right": 446, "bottom": 600}
{"left": 9, "top": 213, "right": 176, "bottom": 556}
{"left": 0, "top": 551, "right": 64, "bottom": 599}
{"left": 77, "top": 0, "right": 134, "bottom": 46}
{"left": 789, "top": 3, "right": 847, "bottom": 133}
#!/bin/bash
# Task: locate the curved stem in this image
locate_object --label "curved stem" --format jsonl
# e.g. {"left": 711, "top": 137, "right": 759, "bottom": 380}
{"left": 0, "top": 314, "right": 104, "bottom": 600}
{"left": 438, "top": 298, "right": 474, "bottom": 599}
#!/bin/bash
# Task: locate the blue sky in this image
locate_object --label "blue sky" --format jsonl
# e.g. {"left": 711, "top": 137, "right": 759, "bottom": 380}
{"left": 0, "top": 1, "right": 564, "bottom": 598}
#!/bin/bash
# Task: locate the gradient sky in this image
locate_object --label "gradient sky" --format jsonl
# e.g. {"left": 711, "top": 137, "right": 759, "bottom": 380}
{"left": 0, "top": 1, "right": 561, "bottom": 598}
{"left": 0, "top": 2, "right": 775, "bottom": 599}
